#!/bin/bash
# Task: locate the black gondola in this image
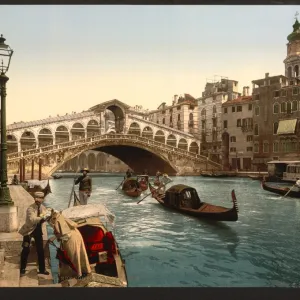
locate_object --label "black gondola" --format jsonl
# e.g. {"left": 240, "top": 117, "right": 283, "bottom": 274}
{"left": 261, "top": 180, "right": 300, "bottom": 198}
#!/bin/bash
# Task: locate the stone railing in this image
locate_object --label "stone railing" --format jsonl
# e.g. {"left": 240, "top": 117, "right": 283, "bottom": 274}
{"left": 7, "top": 133, "right": 222, "bottom": 168}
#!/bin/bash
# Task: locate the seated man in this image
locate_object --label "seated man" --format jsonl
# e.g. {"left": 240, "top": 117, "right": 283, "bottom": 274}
{"left": 11, "top": 174, "right": 19, "bottom": 185}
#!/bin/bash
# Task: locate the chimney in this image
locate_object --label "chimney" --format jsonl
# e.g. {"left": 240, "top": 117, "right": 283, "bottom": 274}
{"left": 265, "top": 73, "right": 269, "bottom": 78}
{"left": 174, "top": 95, "right": 178, "bottom": 104}
{"left": 242, "top": 86, "right": 246, "bottom": 96}
{"left": 246, "top": 86, "right": 250, "bottom": 96}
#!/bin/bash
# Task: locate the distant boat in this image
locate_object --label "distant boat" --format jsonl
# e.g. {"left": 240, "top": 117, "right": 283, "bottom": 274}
{"left": 121, "top": 178, "right": 142, "bottom": 197}
{"left": 53, "top": 174, "right": 63, "bottom": 179}
{"left": 22, "top": 179, "right": 52, "bottom": 198}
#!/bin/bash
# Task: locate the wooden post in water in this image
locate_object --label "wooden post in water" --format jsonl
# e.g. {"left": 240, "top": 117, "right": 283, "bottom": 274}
{"left": 19, "top": 159, "right": 23, "bottom": 182}
{"left": 31, "top": 159, "right": 34, "bottom": 180}
{"left": 22, "top": 158, "right": 25, "bottom": 181}
{"left": 38, "top": 158, "right": 42, "bottom": 181}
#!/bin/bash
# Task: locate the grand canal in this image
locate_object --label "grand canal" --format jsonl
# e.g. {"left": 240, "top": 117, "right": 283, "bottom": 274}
{"left": 44, "top": 175, "right": 300, "bottom": 287}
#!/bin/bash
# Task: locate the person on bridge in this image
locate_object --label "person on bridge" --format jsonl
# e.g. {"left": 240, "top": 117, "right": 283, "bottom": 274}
{"left": 18, "top": 191, "right": 51, "bottom": 276}
{"left": 75, "top": 168, "right": 92, "bottom": 205}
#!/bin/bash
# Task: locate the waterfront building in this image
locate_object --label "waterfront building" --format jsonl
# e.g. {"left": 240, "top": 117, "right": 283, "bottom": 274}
{"left": 197, "top": 77, "right": 240, "bottom": 163}
{"left": 252, "top": 18, "right": 300, "bottom": 171}
{"left": 221, "top": 88, "right": 254, "bottom": 170}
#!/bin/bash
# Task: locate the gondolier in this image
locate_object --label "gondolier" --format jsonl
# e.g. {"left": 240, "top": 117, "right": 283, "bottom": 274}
{"left": 18, "top": 191, "right": 51, "bottom": 275}
{"left": 295, "top": 177, "right": 300, "bottom": 191}
{"left": 75, "top": 168, "right": 92, "bottom": 205}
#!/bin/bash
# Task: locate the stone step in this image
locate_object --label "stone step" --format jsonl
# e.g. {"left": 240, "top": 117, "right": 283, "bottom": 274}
{"left": 0, "top": 255, "right": 20, "bottom": 287}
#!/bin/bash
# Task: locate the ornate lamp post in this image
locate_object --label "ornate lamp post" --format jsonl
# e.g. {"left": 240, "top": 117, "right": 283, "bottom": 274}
{"left": 0, "top": 34, "right": 14, "bottom": 206}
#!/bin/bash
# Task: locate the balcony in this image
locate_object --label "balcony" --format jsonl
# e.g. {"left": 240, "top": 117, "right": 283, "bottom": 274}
{"left": 241, "top": 125, "right": 253, "bottom": 132}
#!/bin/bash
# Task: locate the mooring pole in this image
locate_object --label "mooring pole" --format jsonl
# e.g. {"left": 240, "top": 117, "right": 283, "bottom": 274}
{"left": 22, "top": 158, "right": 25, "bottom": 181}
{"left": 19, "top": 158, "right": 22, "bottom": 182}
{"left": 31, "top": 159, "right": 34, "bottom": 180}
{"left": 38, "top": 158, "right": 42, "bottom": 181}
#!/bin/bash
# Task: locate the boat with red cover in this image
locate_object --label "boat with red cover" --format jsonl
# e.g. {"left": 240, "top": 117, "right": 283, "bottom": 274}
{"left": 261, "top": 180, "right": 300, "bottom": 198}
{"left": 121, "top": 177, "right": 142, "bottom": 197}
{"left": 51, "top": 192, "right": 127, "bottom": 287}
{"left": 137, "top": 175, "right": 149, "bottom": 191}
{"left": 149, "top": 183, "right": 238, "bottom": 222}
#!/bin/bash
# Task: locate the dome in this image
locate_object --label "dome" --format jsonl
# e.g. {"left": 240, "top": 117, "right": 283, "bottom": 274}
{"left": 287, "top": 19, "right": 300, "bottom": 42}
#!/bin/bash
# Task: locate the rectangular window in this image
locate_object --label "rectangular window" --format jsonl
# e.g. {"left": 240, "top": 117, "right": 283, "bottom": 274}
{"left": 248, "top": 104, "right": 252, "bottom": 111}
{"left": 247, "top": 135, "right": 253, "bottom": 142}
{"left": 293, "top": 87, "right": 298, "bottom": 95}
{"left": 254, "top": 94, "right": 260, "bottom": 100}
{"left": 263, "top": 142, "right": 269, "bottom": 153}
{"left": 237, "top": 106, "right": 242, "bottom": 112}
{"left": 254, "top": 143, "right": 259, "bottom": 153}
{"left": 274, "top": 90, "right": 280, "bottom": 97}
{"left": 237, "top": 119, "right": 241, "bottom": 127}
{"left": 230, "top": 147, "right": 236, "bottom": 152}
{"left": 224, "top": 107, "right": 228, "bottom": 114}
{"left": 232, "top": 107, "right": 236, "bottom": 112}
{"left": 255, "top": 106, "right": 260, "bottom": 116}
{"left": 223, "top": 120, "right": 228, "bottom": 129}
{"left": 246, "top": 147, "right": 253, "bottom": 152}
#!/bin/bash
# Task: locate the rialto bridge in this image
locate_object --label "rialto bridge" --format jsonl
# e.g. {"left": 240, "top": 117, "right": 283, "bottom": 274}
{"left": 6, "top": 99, "right": 222, "bottom": 176}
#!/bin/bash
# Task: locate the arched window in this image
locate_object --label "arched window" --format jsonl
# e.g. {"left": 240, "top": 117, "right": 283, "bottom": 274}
{"left": 273, "top": 103, "right": 279, "bottom": 114}
{"left": 254, "top": 143, "right": 259, "bottom": 153}
{"left": 295, "top": 65, "right": 299, "bottom": 77}
{"left": 213, "top": 105, "right": 217, "bottom": 113}
{"left": 201, "top": 108, "right": 206, "bottom": 116}
{"left": 292, "top": 100, "right": 298, "bottom": 111}
{"left": 230, "top": 136, "right": 236, "bottom": 142}
{"left": 287, "top": 102, "right": 292, "bottom": 113}
{"left": 281, "top": 102, "right": 286, "bottom": 113}
{"left": 273, "top": 122, "right": 278, "bottom": 134}
{"left": 263, "top": 141, "right": 269, "bottom": 153}
{"left": 162, "top": 118, "right": 165, "bottom": 125}
{"left": 273, "top": 141, "right": 279, "bottom": 153}
{"left": 288, "top": 66, "right": 292, "bottom": 78}
{"left": 255, "top": 106, "right": 260, "bottom": 116}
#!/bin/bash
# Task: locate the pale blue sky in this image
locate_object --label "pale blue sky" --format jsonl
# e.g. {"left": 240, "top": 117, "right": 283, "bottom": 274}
{"left": 0, "top": 5, "right": 298, "bottom": 124}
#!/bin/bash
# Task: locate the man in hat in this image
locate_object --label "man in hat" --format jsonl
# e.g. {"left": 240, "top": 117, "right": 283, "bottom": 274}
{"left": 18, "top": 191, "right": 51, "bottom": 275}
{"left": 75, "top": 168, "right": 92, "bottom": 205}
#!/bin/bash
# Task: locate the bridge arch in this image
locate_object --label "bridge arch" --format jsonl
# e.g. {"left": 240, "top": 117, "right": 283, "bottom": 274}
{"left": 104, "top": 103, "right": 126, "bottom": 134}
{"left": 154, "top": 130, "right": 165, "bottom": 144}
{"left": 189, "top": 141, "right": 199, "bottom": 154}
{"left": 128, "top": 122, "right": 141, "bottom": 136}
{"left": 71, "top": 122, "right": 85, "bottom": 140}
{"left": 38, "top": 128, "right": 54, "bottom": 147}
{"left": 55, "top": 125, "right": 70, "bottom": 143}
{"left": 178, "top": 138, "right": 188, "bottom": 151}
{"left": 20, "top": 130, "right": 36, "bottom": 151}
{"left": 142, "top": 126, "right": 153, "bottom": 139}
{"left": 78, "top": 152, "right": 87, "bottom": 169}
{"left": 166, "top": 134, "right": 177, "bottom": 147}
{"left": 87, "top": 119, "right": 99, "bottom": 137}
{"left": 7, "top": 134, "right": 18, "bottom": 153}
{"left": 87, "top": 152, "right": 96, "bottom": 171}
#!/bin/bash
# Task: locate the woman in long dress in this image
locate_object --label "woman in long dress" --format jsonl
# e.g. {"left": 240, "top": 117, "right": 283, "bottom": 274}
{"left": 48, "top": 210, "right": 91, "bottom": 279}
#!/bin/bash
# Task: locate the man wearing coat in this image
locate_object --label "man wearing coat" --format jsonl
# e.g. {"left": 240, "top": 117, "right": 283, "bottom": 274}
{"left": 75, "top": 168, "right": 92, "bottom": 205}
{"left": 19, "top": 191, "right": 51, "bottom": 275}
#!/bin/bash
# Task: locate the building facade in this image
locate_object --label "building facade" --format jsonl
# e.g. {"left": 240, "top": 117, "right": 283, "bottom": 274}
{"left": 147, "top": 94, "right": 199, "bottom": 136}
{"left": 198, "top": 77, "right": 240, "bottom": 163}
{"left": 222, "top": 89, "right": 254, "bottom": 170}
{"left": 252, "top": 19, "right": 300, "bottom": 171}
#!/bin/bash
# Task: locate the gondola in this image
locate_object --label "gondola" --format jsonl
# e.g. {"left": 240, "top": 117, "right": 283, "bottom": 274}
{"left": 22, "top": 179, "right": 52, "bottom": 198}
{"left": 261, "top": 180, "right": 300, "bottom": 198}
{"left": 201, "top": 172, "right": 236, "bottom": 178}
{"left": 121, "top": 177, "right": 142, "bottom": 197}
{"left": 247, "top": 175, "right": 264, "bottom": 181}
{"left": 137, "top": 175, "right": 149, "bottom": 191}
{"left": 50, "top": 191, "right": 128, "bottom": 287}
{"left": 148, "top": 183, "right": 238, "bottom": 222}
{"left": 53, "top": 174, "right": 63, "bottom": 179}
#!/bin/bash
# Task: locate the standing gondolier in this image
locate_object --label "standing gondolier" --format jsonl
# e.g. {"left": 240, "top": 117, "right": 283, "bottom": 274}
{"left": 75, "top": 168, "right": 92, "bottom": 205}
{"left": 18, "top": 191, "right": 51, "bottom": 275}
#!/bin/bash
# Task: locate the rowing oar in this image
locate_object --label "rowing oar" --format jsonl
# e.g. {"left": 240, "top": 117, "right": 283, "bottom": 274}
{"left": 67, "top": 166, "right": 80, "bottom": 208}
{"left": 116, "top": 177, "right": 126, "bottom": 190}
{"left": 137, "top": 179, "right": 172, "bottom": 204}
{"left": 281, "top": 184, "right": 297, "bottom": 199}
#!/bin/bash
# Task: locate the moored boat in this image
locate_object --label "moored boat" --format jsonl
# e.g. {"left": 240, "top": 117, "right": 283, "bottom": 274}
{"left": 121, "top": 177, "right": 142, "bottom": 197}
{"left": 53, "top": 174, "right": 63, "bottom": 179}
{"left": 261, "top": 180, "right": 300, "bottom": 198}
{"left": 50, "top": 192, "right": 128, "bottom": 287}
{"left": 148, "top": 183, "right": 238, "bottom": 222}
{"left": 247, "top": 175, "right": 264, "bottom": 181}
{"left": 22, "top": 179, "right": 51, "bottom": 198}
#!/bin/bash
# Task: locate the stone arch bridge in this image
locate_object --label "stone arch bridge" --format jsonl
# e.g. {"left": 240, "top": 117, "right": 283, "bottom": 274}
{"left": 6, "top": 99, "right": 222, "bottom": 176}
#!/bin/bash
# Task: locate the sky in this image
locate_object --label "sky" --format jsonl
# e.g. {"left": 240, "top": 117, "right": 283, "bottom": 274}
{"left": 0, "top": 5, "right": 299, "bottom": 124}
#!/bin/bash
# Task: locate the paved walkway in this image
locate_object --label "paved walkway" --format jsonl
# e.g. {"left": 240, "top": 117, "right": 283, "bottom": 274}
{"left": 0, "top": 185, "right": 53, "bottom": 287}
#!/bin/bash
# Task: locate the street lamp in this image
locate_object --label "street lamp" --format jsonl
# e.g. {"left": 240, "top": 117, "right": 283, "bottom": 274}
{"left": 0, "top": 34, "right": 14, "bottom": 206}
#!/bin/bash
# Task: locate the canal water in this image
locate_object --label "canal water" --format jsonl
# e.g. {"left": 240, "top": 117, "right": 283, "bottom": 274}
{"left": 44, "top": 175, "right": 300, "bottom": 287}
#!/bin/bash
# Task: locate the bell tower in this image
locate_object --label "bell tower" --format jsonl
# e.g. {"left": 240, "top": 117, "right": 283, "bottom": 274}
{"left": 284, "top": 12, "right": 300, "bottom": 79}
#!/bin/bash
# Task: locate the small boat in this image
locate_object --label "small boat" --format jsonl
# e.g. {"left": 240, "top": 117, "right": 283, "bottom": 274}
{"left": 261, "top": 180, "right": 300, "bottom": 198}
{"left": 22, "top": 179, "right": 51, "bottom": 198}
{"left": 149, "top": 183, "right": 238, "bottom": 222}
{"left": 121, "top": 178, "right": 142, "bottom": 197}
{"left": 137, "top": 175, "right": 149, "bottom": 191}
{"left": 53, "top": 174, "right": 63, "bottom": 179}
{"left": 52, "top": 192, "right": 128, "bottom": 287}
{"left": 201, "top": 172, "right": 236, "bottom": 178}
{"left": 248, "top": 175, "right": 264, "bottom": 181}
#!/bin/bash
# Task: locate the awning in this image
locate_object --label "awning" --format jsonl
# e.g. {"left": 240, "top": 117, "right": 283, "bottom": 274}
{"left": 277, "top": 119, "right": 297, "bottom": 135}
